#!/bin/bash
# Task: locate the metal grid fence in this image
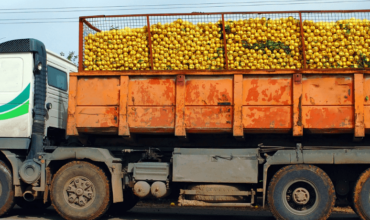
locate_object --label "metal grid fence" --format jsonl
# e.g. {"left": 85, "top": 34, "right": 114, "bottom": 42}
{"left": 301, "top": 12, "right": 370, "bottom": 69}
{"left": 79, "top": 10, "right": 370, "bottom": 71}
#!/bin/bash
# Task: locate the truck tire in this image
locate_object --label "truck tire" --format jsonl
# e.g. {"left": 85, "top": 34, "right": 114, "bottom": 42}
{"left": 108, "top": 189, "right": 139, "bottom": 215}
{"left": 353, "top": 168, "right": 370, "bottom": 220}
{"left": 50, "top": 161, "right": 110, "bottom": 220}
{"left": 267, "top": 165, "right": 335, "bottom": 220}
{"left": 0, "top": 160, "right": 15, "bottom": 217}
{"left": 15, "top": 198, "right": 51, "bottom": 210}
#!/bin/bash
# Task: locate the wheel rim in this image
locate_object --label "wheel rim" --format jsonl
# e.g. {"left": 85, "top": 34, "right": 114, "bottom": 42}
{"left": 63, "top": 176, "right": 95, "bottom": 209}
{"left": 282, "top": 179, "right": 319, "bottom": 215}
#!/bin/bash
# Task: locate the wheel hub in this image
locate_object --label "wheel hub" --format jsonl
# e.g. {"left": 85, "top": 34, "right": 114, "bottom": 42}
{"left": 292, "top": 187, "right": 310, "bottom": 205}
{"left": 64, "top": 176, "right": 95, "bottom": 209}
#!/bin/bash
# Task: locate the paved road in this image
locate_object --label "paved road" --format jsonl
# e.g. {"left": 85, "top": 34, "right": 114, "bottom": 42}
{"left": 3, "top": 205, "right": 360, "bottom": 220}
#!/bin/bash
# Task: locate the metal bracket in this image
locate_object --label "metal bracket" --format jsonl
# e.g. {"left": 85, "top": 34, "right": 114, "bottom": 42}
{"left": 33, "top": 161, "right": 45, "bottom": 192}
{"left": 294, "top": 73, "right": 302, "bottom": 83}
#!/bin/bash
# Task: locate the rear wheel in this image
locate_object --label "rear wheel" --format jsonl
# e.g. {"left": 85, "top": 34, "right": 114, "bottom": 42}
{"left": 108, "top": 189, "right": 139, "bottom": 215}
{"left": 51, "top": 161, "right": 110, "bottom": 220}
{"left": 353, "top": 168, "right": 370, "bottom": 220}
{"left": 267, "top": 165, "right": 335, "bottom": 220}
{"left": 0, "top": 160, "right": 15, "bottom": 216}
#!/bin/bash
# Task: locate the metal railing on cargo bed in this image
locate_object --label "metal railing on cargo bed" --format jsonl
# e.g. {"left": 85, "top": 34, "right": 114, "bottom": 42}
{"left": 78, "top": 10, "right": 370, "bottom": 72}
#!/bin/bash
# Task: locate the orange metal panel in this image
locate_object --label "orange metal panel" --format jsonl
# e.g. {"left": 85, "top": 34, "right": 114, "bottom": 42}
{"left": 363, "top": 75, "right": 370, "bottom": 106}
{"left": 119, "top": 76, "right": 130, "bottom": 136}
{"left": 233, "top": 75, "right": 244, "bottom": 137}
{"left": 185, "top": 106, "right": 232, "bottom": 129}
{"left": 302, "top": 106, "right": 353, "bottom": 129}
{"left": 243, "top": 106, "right": 292, "bottom": 129}
{"left": 354, "top": 74, "right": 365, "bottom": 137}
{"left": 363, "top": 106, "right": 370, "bottom": 131}
{"left": 77, "top": 77, "right": 120, "bottom": 106}
{"left": 302, "top": 75, "right": 353, "bottom": 105}
{"left": 175, "top": 75, "right": 186, "bottom": 136}
{"left": 66, "top": 76, "right": 78, "bottom": 136}
{"left": 128, "top": 76, "right": 175, "bottom": 105}
{"left": 293, "top": 74, "right": 303, "bottom": 136}
{"left": 185, "top": 76, "right": 233, "bottom": 105}
{"left": 127, "top": 107, "right": 175, "bottom": 129}
{"left": 75, "top": 107, "right": 118, "bottom": 128}
{"left": 242, "top": 75, "right": 292, "bottom": 105}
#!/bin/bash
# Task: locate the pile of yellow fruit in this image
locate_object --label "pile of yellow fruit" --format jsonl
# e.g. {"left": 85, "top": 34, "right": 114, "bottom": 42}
{"left": 82, "top": 16, "right": 370, "bottom": 71}
{"left": 225, "top": 16, "right": 303, "bottom": 69}
{"left": 150, "top": 19, "right": 225, "bottom": 70}
{"left": 83, "top": 27, "right": 150, "bottom": 71}
{"left": 303, "top": 18, "right": 370, "bottom": 69}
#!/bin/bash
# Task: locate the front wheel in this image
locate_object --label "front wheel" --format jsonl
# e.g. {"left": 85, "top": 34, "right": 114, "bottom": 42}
{"left": 267, "top": 165, "right": 335, "bottom": 220}
{"left": 51, "top": 161, "right": 110, "bottom": 220}
{"left": 0, "top": 160, "right": 15, "bottom": 217}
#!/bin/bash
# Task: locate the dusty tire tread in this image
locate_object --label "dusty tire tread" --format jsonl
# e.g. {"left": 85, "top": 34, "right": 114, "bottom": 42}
{"left": 353, "top": 168, "right": 370, "bottom": 220}
{"left": 267, "top": 165, "right": 335, "bottom": 220}
{"left": 0, "top": 160, "right": 15, "bottom": 217}
{"left": 50, "top": 161, "right": 110, "bottom": 220}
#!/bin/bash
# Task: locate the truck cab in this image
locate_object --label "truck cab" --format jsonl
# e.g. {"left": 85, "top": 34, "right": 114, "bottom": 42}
{"left": 0, "top": 40, "right": 77, "bottom": 148}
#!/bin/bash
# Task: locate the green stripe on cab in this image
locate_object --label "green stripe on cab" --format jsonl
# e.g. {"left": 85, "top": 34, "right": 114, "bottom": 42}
{"left": 0, "top": 100, "right": 29, "bottom": 120}
{"left": 0, "top": 84, "right": 30, "bottom": 114}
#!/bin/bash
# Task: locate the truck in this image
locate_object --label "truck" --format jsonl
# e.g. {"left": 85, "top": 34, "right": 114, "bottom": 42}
{"left": 1, "top": 9, "right": 370, "bottom": 220}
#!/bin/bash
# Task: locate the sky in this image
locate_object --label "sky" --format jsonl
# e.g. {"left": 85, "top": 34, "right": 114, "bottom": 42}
{"left": 1, "top": 0, "right": 369, "bottom": 59}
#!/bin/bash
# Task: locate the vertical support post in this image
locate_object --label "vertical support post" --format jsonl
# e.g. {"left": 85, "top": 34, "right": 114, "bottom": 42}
{"left": 233, "top": 74, "right": 244, "bottom": 138}
{"left": 119, "top": 76, "right": 130, "bottom": 136}
{"left": 175, "top": 75, "right": 186, "bottom": 137}
{"left": 354, "top": 73, "right": 365, "bottom": 138}
{"left": 79, "top": 18, "right": 84, "bottom": 72}
{"left": 299, "top": 12, "right": 307, "bottom": 69}
{"left": 66, "top": 76, "right": 79, "bottom": 135}
{"left": 146, "top": 15, "right": 154, "bottom": 70}
{"left": 293, "top": 73, "right": 303, "bottom": 136}
{"left": 221, "top": 14, "right": 229, "bottom": 70}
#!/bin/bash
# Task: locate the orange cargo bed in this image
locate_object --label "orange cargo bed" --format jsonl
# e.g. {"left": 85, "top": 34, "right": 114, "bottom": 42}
{"left": 66, "top": 70, "right": 369, "bottom": 138}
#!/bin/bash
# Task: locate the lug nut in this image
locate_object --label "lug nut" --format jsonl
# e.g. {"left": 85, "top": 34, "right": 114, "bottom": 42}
{"left": 68, "top": 197, "right": 74, "bottom": 203}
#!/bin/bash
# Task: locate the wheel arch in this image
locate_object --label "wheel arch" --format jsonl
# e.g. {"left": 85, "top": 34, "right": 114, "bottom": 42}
{"left": 44, "top": 147, "right": 124, "bottom": 203}
{"left": 0, "top": 150, "right": 23, "bottom": 186}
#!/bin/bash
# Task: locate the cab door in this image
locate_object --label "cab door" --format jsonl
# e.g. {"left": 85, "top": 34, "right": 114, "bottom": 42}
{"left": 45, "top": 64, "right": 68, "bottom": 131}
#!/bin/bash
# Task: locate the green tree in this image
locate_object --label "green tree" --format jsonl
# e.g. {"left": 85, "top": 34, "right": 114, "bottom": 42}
{"left": 60, "top": 51, "right": 78, "bottom": 67}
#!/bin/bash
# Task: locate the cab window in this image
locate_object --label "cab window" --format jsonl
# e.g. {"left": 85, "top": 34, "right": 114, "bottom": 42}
{"left": 48, "top": 66, "right": 67, "bottom": 91}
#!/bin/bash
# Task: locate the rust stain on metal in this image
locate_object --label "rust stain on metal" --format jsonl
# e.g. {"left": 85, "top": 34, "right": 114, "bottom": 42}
{"left": 185, "top": 107, "right": 232, "bottom": 129}
{"left": 128, "top": 107, "right": 175, "bottom": 128}
{"left": 243, "top": 106, "right": 291, "bottom": 129}
{"left": 185, "top": 76, "right": 232, "bottom": 105}
{"left": 243, "top": 76, "right": 291, "bottom": 105}
{"left": 128, "top": 77, "right": 175, "bottom": 105}
{"left": 302, "top": 75, "right": 353, "bottom": 105}
{"left": 75, "top": 107, "right": 119, "bottom": 128}
{"left": 303, "top": 106, "right": 353, "bottom": 129}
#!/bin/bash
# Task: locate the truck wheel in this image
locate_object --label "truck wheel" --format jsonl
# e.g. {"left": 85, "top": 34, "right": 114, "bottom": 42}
{"left": 0, "top": 160, "right": 15, "bottom": 216}
{"left": 108, "top": 189, "right": 139, "bottom": 215}
{"left": 267, "top": 165, "right": 335, "bottom": 220}
{"left": 353, "top": 168, "right": 370, "bottom": 220}
{"left": 50, "top": 161, "right": 110, "bottom": 220}
{"left": 15, "top": 198, "right": 51, "bottom": 210}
